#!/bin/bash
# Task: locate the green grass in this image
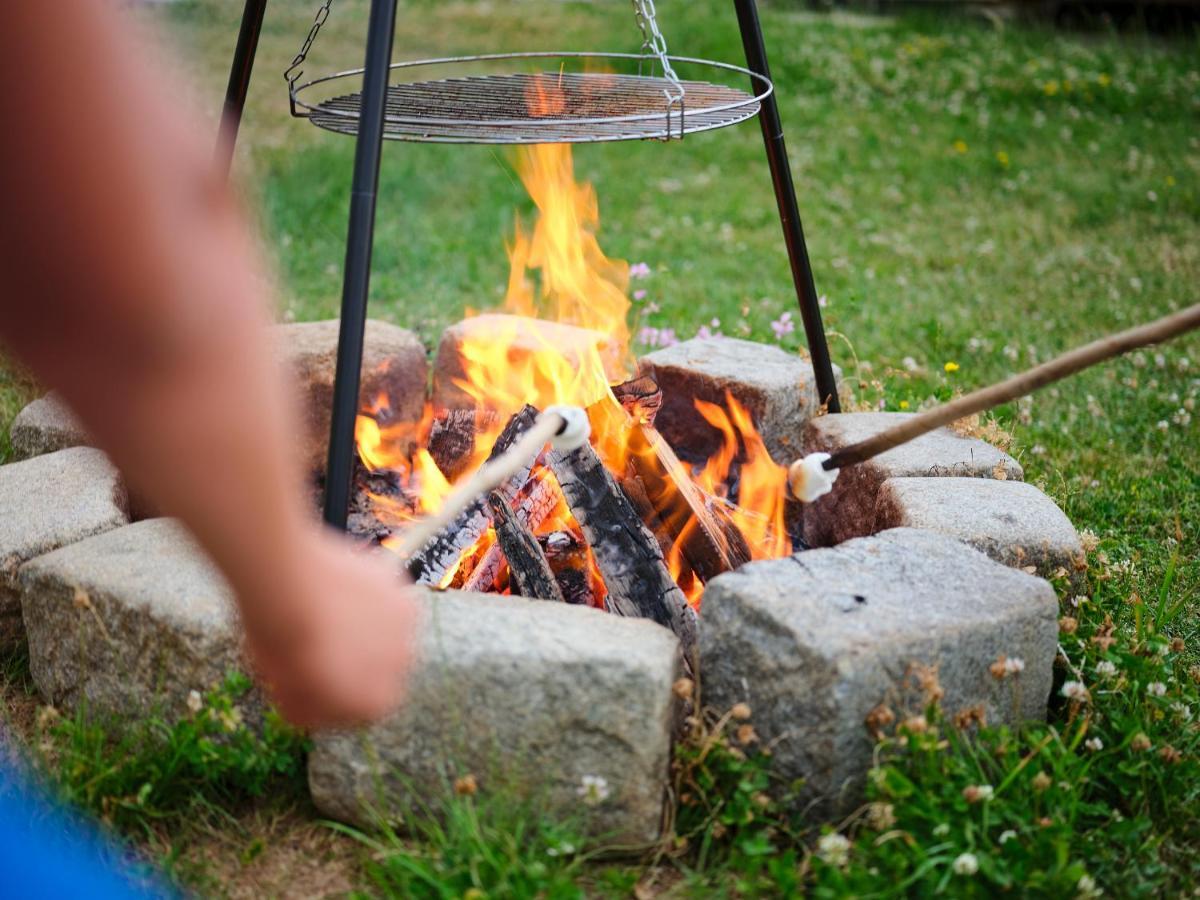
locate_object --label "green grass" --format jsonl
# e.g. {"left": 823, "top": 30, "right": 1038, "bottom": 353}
{"left": 0, "top": 0, "right": 1197, "bottom": 894}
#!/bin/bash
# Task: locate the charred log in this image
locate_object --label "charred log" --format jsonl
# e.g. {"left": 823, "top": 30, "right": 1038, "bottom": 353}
{"left": 428, "top": 408, "right": 497, "bottom": 481}
{"left": 624, "top": 423, "right": 752, "bottom": 583}
{"left": 461, "top": 472, "right": 560, "bottom": 593}
{"left": 541, "top": 531, "right": 603, "bottom": 607}
{"left": 610, "top": 374, "right": 663, "bottom": 427}
{"left": 406, "top": 405, "right": 541, "bottom": 585}
{"left": 489, "top": 491, "right": 565, "bottom": 603}
{"left": 546, "top": 439, "right": 697, "bottom": 654}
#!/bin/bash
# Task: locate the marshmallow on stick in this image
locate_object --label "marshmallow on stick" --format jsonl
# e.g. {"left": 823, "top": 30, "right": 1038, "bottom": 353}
{"left": 786, "top": 301, "right": 1200, "bottom": 502}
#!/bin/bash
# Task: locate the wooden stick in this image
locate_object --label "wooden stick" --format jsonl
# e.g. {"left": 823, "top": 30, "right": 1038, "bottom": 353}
{"left": 827, "top": 302, "right": 1200, "bottom": 471}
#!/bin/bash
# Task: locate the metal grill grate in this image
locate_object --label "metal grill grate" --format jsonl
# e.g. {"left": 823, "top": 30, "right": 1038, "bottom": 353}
{"left": 292, "top": 58, "right": 769, "bottom": 144}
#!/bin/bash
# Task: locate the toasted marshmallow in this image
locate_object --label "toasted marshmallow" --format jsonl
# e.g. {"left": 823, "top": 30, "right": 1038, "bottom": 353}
{"left": 787, "top": 452, "right": 839, "bottom": 502}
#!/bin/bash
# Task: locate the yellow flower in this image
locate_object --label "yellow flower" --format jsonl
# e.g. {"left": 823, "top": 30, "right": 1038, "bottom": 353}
{"left": 1166, "top": 175, "right": 1176, "bottom": 187}
{"left": 899, "top": 400, "right": 910, "bottom": 409}
{"left": 944, "top": 361, "right": 960, "bottom": 373}
{"left": 996, "top": 150, "right": 1010, "bottom": 168}
{"left": 1097, "top": 73, "right": 1111, "bottom": 87}
{"left": 1043, "top": 80, "right": 1060, "bottom": 96}
{"left": 953, "top": 139, "right": 968, "bottom": 154}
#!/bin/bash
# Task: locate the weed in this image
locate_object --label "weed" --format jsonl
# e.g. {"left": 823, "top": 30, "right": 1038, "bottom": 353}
{"left": 33, "top": 672, "right": 309, "bottom": 839}
{"left": 338, "top": 788, "right": 591, "bottom": 899}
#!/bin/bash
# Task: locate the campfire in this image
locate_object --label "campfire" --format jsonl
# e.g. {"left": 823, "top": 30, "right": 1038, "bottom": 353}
{"left": 347, "top": 143, "right": 794, "bottom": 653}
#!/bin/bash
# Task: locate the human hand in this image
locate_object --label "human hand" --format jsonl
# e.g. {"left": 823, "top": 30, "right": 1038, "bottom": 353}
{"left": 241, "top": 530, "right": 421, "bottom": 730}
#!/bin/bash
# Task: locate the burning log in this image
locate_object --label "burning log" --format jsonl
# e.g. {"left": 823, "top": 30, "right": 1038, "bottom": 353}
{"left": 406, "top": 405, "right": 540, "bottom": 585}
{"left": 461, "top": 471, "right": 560, "bottom": 593}
{"left": 607, "top": 375, "right": 751, "bottom": 581}
{"left": 624, "top": 424, "right": 752, "bottom": 582}
{"left": 488, "top": 490, "right": 565, "bottom": 603}
{"left": 610, "top": 374, "right": 662, "bottom": 427}
{"left": 546, "top": 439, "right": 697, "bottom": 654}
{"left": 428, "top": 408, "right": 496, "bottom": 481}
{"left": 541, "top": 531, "right": 603, "bottom": 607}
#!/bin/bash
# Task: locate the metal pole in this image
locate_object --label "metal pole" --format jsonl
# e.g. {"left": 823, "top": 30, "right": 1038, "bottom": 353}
{"left": 216, "top": 0, "right": 268, "bottom": 177}
{"left": 323, "top": 0, "right": 400, "bottom": 529}
{"left": 733, "top": 0, "right": 840, "bottom": 413}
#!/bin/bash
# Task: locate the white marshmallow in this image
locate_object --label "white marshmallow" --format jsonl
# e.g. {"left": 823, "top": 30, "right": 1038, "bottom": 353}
{"left": 787, "top": 452, "right": 839, "bottom": 503}
{"left": 545, "top": 405, "right": 591, "bottom": 451}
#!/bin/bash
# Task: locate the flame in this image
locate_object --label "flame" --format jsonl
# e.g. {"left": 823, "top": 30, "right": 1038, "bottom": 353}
{"left": 695, "top": 393, "right": 792, "bottom": 561}
{"left": 354, "top": 140, "right": 794, "bottom": 609}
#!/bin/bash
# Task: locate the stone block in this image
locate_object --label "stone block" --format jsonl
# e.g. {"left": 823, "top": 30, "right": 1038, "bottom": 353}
{"left": 19, "top": 518, "right": 252, "bottom": 723}
{"left": 9, "top": 393, "right": 90, "bottom": 461}
{"left": 0, "top": 448, "right": 128, "bottom": 649}
{"left": 700, "top": 528, "right": 1057, "bottom": 818}
{"left": 309, "top": 589, "right": 680, "bottom": 845}
{"left": 276, "top": 319, "right": 428, "bottom": 476}
{"left": 802, "top": 412, "right": 1023, "bottom": 547}
{"left": 638, "top": 337, "right": 836, "bottom": 465}
{"left": 875, "top": 477, "right": 1085, "bottom": 583}
{"left": 431, "top": 314, "right": 622, "bottom": 411}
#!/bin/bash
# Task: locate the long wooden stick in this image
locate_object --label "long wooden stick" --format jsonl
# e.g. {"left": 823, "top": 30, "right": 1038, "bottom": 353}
{"left": 826, "top": 302, "right": 1200, "bottom": 471}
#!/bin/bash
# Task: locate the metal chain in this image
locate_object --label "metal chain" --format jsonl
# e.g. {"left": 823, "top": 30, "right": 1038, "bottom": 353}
{"left": 284, "top": 0, "right": 335, "bottom": 87}
{"left": 630, "top": 0, "right": 683, "bottom": 96}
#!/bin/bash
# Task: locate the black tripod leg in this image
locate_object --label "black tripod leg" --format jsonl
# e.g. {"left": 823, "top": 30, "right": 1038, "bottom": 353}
{"left": 323, "top": 0, "right": 400, "bottom": 529}
{"left": 216, "top": 0, "right": 268, "bottom": 177}
{"left": 733, "top": 0, "right": 840, "bottom": 413}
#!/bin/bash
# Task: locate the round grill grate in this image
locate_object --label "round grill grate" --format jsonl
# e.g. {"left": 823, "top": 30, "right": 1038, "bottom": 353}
{"left": 291, "top": 54, "right": 771, "bottom": 145}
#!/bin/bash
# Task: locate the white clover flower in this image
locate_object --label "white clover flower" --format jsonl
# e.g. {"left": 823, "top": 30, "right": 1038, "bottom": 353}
{"left": 1076, "top": 873, "right": 1103, "bottom": 898}
{"left": 1061, "top": 681, "right": 1090, "bottom": 703}
{"left": 1156, "top": 420, "right": 1169, "bottom": 432}
{"left": 1170, "top": 702, "right": 1193, "bottom": 722}
{"left": 1004, "top": 657, "right": 1026, "bottom": 675}
{"left": 952, "top": 852, "right": 979, "bottom": 876}
{"left": 1147, "top": 682, "right": 1167, "bottom": 697}
{"left": 816, "top": 832, "right": 851, "bottom": 868}
{"left": 186, "top": 689, "right": 203, "bottom": 714}
{"left": 577, "top": 775, "right": 610, "bottom": 806}
{"left": 933, "top": 823, "right": 951, "bottom": 837}
{"left": 1085, "top": 737, "right": 1104, "bottom": 752}
{"left": 998, "top": 829, "right": 1017, "bottom": 845}
{"left": 1095, "top": 661, "right": 1118, "bottom": 679}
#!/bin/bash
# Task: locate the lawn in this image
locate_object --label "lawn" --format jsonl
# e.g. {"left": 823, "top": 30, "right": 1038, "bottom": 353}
{"left": 2, "top": 0, "right": 1198, "bottom": 895}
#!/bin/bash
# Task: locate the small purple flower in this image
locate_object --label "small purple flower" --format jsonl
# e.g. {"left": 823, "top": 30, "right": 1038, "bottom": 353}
{"left": 818, "top": 295, "right": 829, "bottom": 308}
{"left": 770, "top": 311, "right": 795, "bottom": 340}
{"left": 633, "top": 289, "right": 647, "bottom": 301}
{"left": 696, "top": 317, "right": 724, "bottom": 340}
{"left": 696, "top": 326, "right": 714, "bottom": 339}
{"left": 644, "top": 301, "right": 661, "bottom": 314}
{"left": 638, "top": 326, "right": 660, "bottom": 347}
{"left": 629, "top": 262, "right": 652, "bottom": 280}
{"left": 658, "top": 327, "right": 678, "bottom": 347}
{"left": 710, "top": 317, "right": 721, "bottom": 328}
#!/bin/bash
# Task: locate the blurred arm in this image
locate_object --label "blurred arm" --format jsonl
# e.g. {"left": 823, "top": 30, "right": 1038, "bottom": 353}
{"left": 0, "top": 3, "right": 415, "bottom": 727}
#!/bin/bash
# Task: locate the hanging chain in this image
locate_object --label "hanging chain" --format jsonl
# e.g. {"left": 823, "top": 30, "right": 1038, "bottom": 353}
{"left": 630, "top": 0, "right": 685, "bottom": 139}
{"left": 284, "top": 0, "right": 335, "bottom": 88}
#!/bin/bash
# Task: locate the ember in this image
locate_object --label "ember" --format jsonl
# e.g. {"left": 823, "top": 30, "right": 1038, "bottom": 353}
{"left": 351, "top": 142, "right": 794, "bottom": 643}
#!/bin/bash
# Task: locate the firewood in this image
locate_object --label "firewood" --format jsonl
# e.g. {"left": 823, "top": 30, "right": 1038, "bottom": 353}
{"left": 546, "top": 439, "right": 697, "bottom": 654}
{"left": 610, "top": 374, "right": 663, "bottom": 427}
{"left": 624, "top": 423, "right": 752, "bottom": 583}
{"left": 406, "top": 405, "right": 540, "bottom": 585}
{"left": 489, "top": 490, "right": 565, "bottom": 603}
{"left": 428, "top": 408, "right": 497, "bottom": 481}
{"left": 461, "top": 472, "right": 560, "bottom": 593}
{"left": 541, "top": 531, "right": 603, "bottom": 606}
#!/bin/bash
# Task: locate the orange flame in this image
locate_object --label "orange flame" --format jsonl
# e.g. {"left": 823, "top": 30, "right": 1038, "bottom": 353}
{"left": 356, "top": 141, "right": 794, "bottom": 608}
